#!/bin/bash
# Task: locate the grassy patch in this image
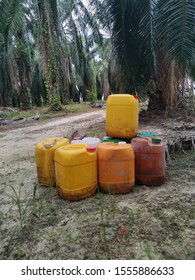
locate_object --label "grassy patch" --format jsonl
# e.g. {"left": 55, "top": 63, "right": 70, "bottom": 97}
{"left": 1, "top": 103, "right": 93, "bottom": 121}
{"left": 168, "top": 152, "right": 195, "bottom": 168}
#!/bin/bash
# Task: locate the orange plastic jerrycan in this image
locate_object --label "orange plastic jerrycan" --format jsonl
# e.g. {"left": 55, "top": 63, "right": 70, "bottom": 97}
{"left": 106, "top": 94, "right": 139, "bottom": 138}
{"left": 97, "top": 142, "right": 135, "bottom": 194}
{"left": 35, "top": 138, "right": 69, "bottom": 186}
{"left": 131, "top": 137, "right": 166, "bottom": 186}
{"left": 54, "top": 144, "right": 97, "bottom": 201}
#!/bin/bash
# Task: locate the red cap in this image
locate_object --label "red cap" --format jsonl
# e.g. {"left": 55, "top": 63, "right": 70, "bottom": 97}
{"left": 86, "top": 146, "right": 96, "bottom": 152}
{"left": 134, "top": 95, "right": 139, "bottom": 99}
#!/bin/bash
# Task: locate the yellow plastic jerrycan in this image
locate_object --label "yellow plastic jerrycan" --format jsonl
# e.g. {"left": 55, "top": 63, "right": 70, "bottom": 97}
{"left": 54, "top": 144, "right": 98, "bottom": 201}
{"left": 106, "top": 94, "right": 139, "bottom": 138}
{"left": 97, "top": 142, "right": 135, "bottom": 194}
{"left": 36, "top": 138, "right": 69, "bottom": 186}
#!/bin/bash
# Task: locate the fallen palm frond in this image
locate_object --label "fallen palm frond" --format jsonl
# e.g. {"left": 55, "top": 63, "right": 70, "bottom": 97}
{"left": 163, "top": 120, "right": 195, "bottom": 161}
{"left": 0, "top": 111, "right": 40, "bottom": 125}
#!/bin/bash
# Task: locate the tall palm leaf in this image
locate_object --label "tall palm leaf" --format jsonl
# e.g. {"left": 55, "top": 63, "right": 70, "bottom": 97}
{"left": 59, "top": 0, "right": 104, "bottom": 101}
{"left": 153, "top": 0, "right": 195, "bottom": 108}
{"left": 108, "top": 0, "right": 152, "bottom": 93}
{"left": 0, "top": 0, "right": 33, "bottom": 109}
{"left": 156, "top": 0, "right": 195, "bottom": 62}
{"left": 108, "top": 0, "right": 195, "bottom": 109}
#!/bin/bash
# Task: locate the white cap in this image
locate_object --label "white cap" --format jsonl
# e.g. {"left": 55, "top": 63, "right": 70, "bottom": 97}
{"left": 102, "top": 136, "right": 110, "bottom": 140}
{"left": 44, "top": 142, "right": 54, "bottom": 148}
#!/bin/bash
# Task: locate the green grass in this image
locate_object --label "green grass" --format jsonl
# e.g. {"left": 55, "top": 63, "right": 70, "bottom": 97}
{"left": 168, "top": 152, "right": 195, "bottom": 168}
{"left": 6, "top": 185, "right": 28, "bottom": 230}
{"left": 1, "top": 103, "right": 94, "bottom": 121}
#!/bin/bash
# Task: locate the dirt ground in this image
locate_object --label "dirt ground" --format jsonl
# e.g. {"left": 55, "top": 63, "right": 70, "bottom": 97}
{"left": 0, "top": 107, "right": 194, "bottom": 260}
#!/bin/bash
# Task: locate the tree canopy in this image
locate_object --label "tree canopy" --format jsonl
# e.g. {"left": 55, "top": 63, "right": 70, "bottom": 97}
{"left": 0, "top": 0, "right": 195, "bottom": 110}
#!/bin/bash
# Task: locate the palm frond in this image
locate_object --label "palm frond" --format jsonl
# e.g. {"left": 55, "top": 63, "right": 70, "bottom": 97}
{"left": 74, "top": 0, "right": 103, "bottom": 46}
{"left": 0, "top": 0, "right": 27, "bottom": 48}
{"left": 69, "top": 14, "right": 84, "bottom": 72}
{"left": 108, "top": 0, "right": 151, "bottom": 85}
{"left": 156, "top": 0, "right": 195, "bottom": 62}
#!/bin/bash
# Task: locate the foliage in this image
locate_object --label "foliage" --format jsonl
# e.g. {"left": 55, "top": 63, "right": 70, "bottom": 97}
{"left": 48, "top": 95, "right": 62, "bottom": 112}
{"left": 108, "top": 0, "right": 195, "bottom": 109}
{"left": 0, "top": 0, "right": 106, "bottom": 109}
{"left": 1, "top": 0, "right": 195, "bottom": 110}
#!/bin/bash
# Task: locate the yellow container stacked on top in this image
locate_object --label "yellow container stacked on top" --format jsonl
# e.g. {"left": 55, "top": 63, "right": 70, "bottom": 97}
{"left": 106, "top": 94, "right": 139, "bottom": 139}
{"left": 35, "top": 138, "right": 69, "bottom": 186}
{"left": 54, "top": 144, "right": 97, "bottom": 201}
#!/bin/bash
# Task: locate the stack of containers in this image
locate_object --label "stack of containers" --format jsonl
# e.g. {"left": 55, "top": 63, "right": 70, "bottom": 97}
{"left": 105, "top": 93, "right": 166, "bottom": 187}
{"left": 35, "top": 93, "right": 166, "bottom": 202}
{"left": 96, "top": 94, "right": 139, "bottom": 194}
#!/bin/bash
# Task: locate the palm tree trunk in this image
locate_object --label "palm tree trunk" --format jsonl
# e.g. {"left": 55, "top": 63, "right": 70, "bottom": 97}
{"left": 148, "top": 49, "right": 185, "bottom": 110}
{"left": 102, "top": 73, "right": 110, "bottom": 100}
{"left": 16, "top": 32, "right": 31, "bottom": 110}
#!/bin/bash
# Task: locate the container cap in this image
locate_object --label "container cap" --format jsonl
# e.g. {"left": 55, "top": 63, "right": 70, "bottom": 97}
{"left": 102, "top": 136, "right": 110, "bottom": 140}
{"left": 152, "top": 138, "right": 161, "bottom": 144}
{"left": 86, "top": 146, "right": 96, "bottom": 152}
{"left": 133, "top": 95, "right": 139, "bottom": 99}
{"left": 102, "top": 137, "right": 127, "bottom": 143}
{"left": 44, "top": 142, "right": 54, "bottom": 148}
{"left": 136, "top": 132, "right": 156, "bottom": 137}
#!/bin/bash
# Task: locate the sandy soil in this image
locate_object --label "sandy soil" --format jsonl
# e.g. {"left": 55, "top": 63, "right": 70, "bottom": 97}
{"left": 0, "top": 108, "right": 194, "bottom": 260}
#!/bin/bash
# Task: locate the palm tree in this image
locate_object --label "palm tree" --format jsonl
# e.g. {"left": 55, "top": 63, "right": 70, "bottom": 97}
{"left": 107, "top": 0, "right": 195, "bottom": 110}
{"left": 0, "top": 0, "right": 105, "bottom": 109}
{"left": 0, "top": 0, "right": 33, "bottom": 109}
{"left": 35, "top": 0, "right": 64, "bottom": 110}
{"left": 60, "top": 0, "right": 104, "bottom": 102}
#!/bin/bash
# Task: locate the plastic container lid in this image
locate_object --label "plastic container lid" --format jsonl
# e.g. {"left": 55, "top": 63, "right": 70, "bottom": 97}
{"left": 102, "top": 136, "right": 110, "bottom": 140}
{"left": 136, "top": 132, "right": 156, "bottom": 137}
{"left": 44, "top": 142, "right": 54, "bottom": 148}
{"left": 102, "top": 137, "right": 127, "bottom": 143}
{"left": 86, "top": 146, "right": 96, "bottom": 152}
{"left": 152, "top": 138, "right": 161, "bottom": 144}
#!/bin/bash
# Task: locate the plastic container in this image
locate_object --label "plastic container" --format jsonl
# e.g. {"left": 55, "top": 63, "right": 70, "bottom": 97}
{"left": 106, "top": 94, "right": 139, "bottom": 138}
{"left": 71, "top": 137, "right": 101, "bottom": 147}
{"left": 54, "top": 144, "right": 97, "bottom": 201}
{"left": 131, "top": 137, "right": 166, "bottom": 186}
{"left": 97, "top": 142, "right": 135, "bottom": 194}
{"left": 35, "top": 138, "right": 69, "bottom": 186}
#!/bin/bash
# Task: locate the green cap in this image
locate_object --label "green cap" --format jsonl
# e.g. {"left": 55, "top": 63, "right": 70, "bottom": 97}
{"left": 136, "top": 132, "right": 156, "bottom": 137}
{"left": 152, "top": 138, "right": 161, "bottom": 144}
